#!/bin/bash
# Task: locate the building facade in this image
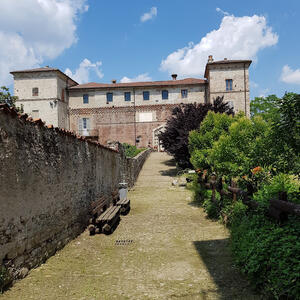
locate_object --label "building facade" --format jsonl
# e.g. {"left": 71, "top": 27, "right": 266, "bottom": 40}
{"left": 11, "top": 56, "right": 251, "bottom": 148}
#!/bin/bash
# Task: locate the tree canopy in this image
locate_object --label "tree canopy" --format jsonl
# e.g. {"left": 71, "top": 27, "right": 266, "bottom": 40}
{"left": 158, "top": 96, "right": 234, "bottom": 168}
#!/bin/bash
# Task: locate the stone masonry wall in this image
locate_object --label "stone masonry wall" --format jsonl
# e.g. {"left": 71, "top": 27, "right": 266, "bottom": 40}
{"left": 0, "top": 104, "right": 149, "bottom": 284}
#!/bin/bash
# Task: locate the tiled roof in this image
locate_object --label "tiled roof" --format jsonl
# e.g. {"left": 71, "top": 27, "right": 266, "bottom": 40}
{"left": 69, "top": 78, "right": 206, "bottom": 90}
{"left": 208, "top": 59, "right": 252, "bottom": 65}
{"left": 10, "top": 67, "right": 78, "bottom": 86}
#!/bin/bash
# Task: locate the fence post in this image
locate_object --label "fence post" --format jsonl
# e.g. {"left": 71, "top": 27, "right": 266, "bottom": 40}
{"left": 231, "top": 179, "right": 237, "bottom": 202}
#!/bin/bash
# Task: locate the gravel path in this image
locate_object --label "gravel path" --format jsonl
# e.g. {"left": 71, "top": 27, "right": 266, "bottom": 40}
{"left": 1, "top": 152, "right": 259, "bottom": 300}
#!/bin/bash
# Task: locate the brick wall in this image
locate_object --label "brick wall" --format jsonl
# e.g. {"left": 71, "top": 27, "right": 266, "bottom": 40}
{"left": 0, "top": 104, "right": 149, "bottom": 284}
{"left": 70, "top": 104, "right": 178, "bottom": 148}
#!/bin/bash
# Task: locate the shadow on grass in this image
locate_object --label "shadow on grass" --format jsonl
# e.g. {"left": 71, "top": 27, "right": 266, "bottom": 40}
{"left": 193, "top": 239, "right": 258, "bottom": 300}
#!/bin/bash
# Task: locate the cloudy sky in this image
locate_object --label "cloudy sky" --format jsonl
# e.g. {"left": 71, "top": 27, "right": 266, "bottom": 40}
{"left": 1, "top": 0, "right": 300, "bottom": 98}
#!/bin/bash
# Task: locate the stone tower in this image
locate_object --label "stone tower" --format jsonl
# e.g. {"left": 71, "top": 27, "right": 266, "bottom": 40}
{"left": 204, "top": 56, "right": 252, "bottom": 117}
{"left": 10, "top": 67, "right": 78, "bottom": 129}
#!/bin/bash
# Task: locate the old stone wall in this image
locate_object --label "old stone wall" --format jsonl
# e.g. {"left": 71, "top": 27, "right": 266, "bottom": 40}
{"left": 124, "top": 149, "right": 152, "bottom": 188}
{"left": 0, "top": 104, "right": 138, "bottom": 283}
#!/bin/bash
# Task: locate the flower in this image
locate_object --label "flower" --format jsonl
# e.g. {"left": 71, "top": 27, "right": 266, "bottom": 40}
{"left": 251, "top": 166, "right": 262, "bottom": 175}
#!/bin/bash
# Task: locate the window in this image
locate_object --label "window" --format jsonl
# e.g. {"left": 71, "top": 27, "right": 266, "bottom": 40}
{"left": 32, "top": 87, "right": 39, "bottom": 96}
{"left": 162, "top": 90, "right": 168, "bottom": 100}
{"left": 83, "top": 94, "right": 89, "bottom": 104}
{"left": 61, "top": 89, "right": 65, "bottom": 101}
{"left": 143, "top": 91, "right": 150, "bottom": 101}
{"left": 78, "top": 118, "right": 90, "bottom": 131}
{"left": 124, "top": 92, "right": 131, "bottom": 101}
{"left": 226, "top": 79, "right": 233, "bottom": 91}
{"left": 181, "top": 89, "right": 188, "bottom": 98}
{"left": 106, "top": 92, "right": 113, "bottom": 102}
{"left": 82, "top": 118, "right": 88, "bottom": 129}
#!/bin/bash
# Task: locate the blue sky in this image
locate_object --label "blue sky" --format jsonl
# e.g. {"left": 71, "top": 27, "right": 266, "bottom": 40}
{"left": 1, "top": 0, "right": 300, "bottom": 98}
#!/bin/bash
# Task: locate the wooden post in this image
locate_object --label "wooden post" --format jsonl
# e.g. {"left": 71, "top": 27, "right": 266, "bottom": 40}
{"left": 231, "top": 179, "right": 237, "bottom": 202}
{"left": 211, "top": 174, "right": 217, "bottom": 204}
{"left": 217, "top": 177, "right": 223, "bottom": 208}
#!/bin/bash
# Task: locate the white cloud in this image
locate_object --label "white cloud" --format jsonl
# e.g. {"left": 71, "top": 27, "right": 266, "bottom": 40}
{"left": 65, "top": 59, "right": 103, "bottom": 84}
{"left": 160, "top": 14, "right": 278, "bottom": 77}
{"left": 120, "top": 73, "right": 152, "bottom": 83}
{"left": 140, "top": 7, "right": 157, "bottom": 23}
{"left": 0, "top": 0, "right": 88, "bottom": 86}
{"left": 280, "top": 65, "right": 300, "bottom": 85}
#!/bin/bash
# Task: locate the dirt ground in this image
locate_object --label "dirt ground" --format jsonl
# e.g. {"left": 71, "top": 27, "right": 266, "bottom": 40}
{"left": 1, "top": 152, "right": 259, "bottom": 300}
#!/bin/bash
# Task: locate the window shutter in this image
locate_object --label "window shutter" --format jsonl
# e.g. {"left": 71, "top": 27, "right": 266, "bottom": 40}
{"left": 87, "top": 118, "right": 90, "bottom": 130}
{"left": 78, "top": 118, "right": 83, "bottom": 131}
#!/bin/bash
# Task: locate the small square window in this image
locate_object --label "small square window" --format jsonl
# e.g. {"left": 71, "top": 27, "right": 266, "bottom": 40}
{"left": 181, "top": 89, "right": 188, "bottom": 98}
{"left": 162, "top": 90, "right": 168, "bottom": 100}
{"left": 124, "top": 92, "right": 131, "bottom": 101}
{"left": 143, "top": 91, "right": 150, "bottom": 101}
{"left": 83, "top": 94, "right": 89, "bottom": 104}
{"left": 32, "top": 87, "right": 39, "bottom": 96}
{"left": 106, "top": 92, "right": 113, "bottom": 102}
{"left": 226, "top": 79, "right": 233, "bottom": 91}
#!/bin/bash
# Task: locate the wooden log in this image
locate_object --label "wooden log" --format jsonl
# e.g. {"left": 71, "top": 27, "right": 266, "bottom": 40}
{"left": 91, "top": 196, "right": 106, "bottom": 209}
{"left": 270, "top": 199, "right": 300, "bottom": 216}
{"left": 88, "top": 224, "right": 96, "bottom": 235}
{"left": 268, "top": 206, "right": 288, "bottom": 222}
{"left": 102, "top": 223, "right": 111, "bottom": 233}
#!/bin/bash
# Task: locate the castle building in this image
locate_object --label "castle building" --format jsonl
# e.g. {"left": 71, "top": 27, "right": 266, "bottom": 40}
{"left": 11, "top": 56, "right": 251, "bottom": 149}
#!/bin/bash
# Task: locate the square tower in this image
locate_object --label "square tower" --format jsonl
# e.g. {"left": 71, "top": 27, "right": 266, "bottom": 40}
{"left": 204, "top": 56, "right": 252, "bottom": 117}
{"left": 10, "top": 67, "right": 78, "bottom": 129}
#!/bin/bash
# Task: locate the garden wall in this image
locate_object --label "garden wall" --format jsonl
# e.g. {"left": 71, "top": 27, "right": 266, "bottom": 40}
{"left": 0, "top": 104, "right": 149, "bottom": 283}
{"left": 125, "top": 149, "right": 152, "bottom": 188}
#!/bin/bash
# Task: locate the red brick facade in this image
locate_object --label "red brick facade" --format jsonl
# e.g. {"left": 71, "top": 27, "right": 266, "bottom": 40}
{"left": 69, "top": 104, "right": 178, "bottom": 148}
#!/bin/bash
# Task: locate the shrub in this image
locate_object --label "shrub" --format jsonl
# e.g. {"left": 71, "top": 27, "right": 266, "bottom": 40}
{"left": 230, "top": 213, "right": 300, "bottom": 299}
{"left": 189, "top": 111, "right": 238, "bottom": 172}
{"left": 122, "top": 143, "right": 145, "bottom": 158}
{"left": 252, "top": 173, "right": 300, "bottom": 208}
{"left": 159, "top": 96, "right": 234, "bottom": 168}
{"left": 0, "top": 266, "right": 9, "bottom": 293}
{"left": 208, "top": 116, "right": 271, "bottom": 178}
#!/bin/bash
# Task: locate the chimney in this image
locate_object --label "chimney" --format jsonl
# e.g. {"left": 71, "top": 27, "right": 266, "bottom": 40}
{"left": 208, "top": 55, "right": 214, "bottom": 63}
{"left": 171, "top": 74, "right": 177, "bottom": 80}
{"left": 111, "top": 79, "right": 117, "bottom": 84}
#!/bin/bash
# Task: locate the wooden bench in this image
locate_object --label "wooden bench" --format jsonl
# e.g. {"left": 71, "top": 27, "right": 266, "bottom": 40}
{"left": 116, "top": 198, "right": 130, "bottom": 215}
{"left": 96, "top": 206, "right": 120, "bottom": 234}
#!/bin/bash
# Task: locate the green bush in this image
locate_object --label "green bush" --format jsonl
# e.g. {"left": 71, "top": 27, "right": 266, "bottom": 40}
{"left": 0, "top": 266, "right": 9, "bottom": 293}
{"left": 122, "top": 143, "right": 145, "bottom": 158}
{"left": 253, "top": 173, "right": 300, "bottom": 208}
{"left": 230, "top": 213, "right": 300, "bottom": 299}
{"left": 189, "top": 111, "right": 237, "bottom": 172}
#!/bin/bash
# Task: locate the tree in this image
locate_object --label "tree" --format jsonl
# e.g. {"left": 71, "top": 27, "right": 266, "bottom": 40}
{"left": 208, "top": 116, "right": 271, "bottom": 178}
{"left": 158, "top": 96, "right": 234, "bottom": 168}
{"left": 269, "top": 93, "right": 300, "bottom": 174}
{"left": 189, "top": 111, "right": 240, "bottom": 172}
{"left": 250, "top": 94, "right": 280, "bottom": 122}
{"left": 0, "top": 86, "right": 23, "bottom": 113}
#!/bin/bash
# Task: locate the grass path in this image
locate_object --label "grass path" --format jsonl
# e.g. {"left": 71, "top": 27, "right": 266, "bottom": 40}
{"left": 1, "top": 152, "right": 259, "bottom": 300}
